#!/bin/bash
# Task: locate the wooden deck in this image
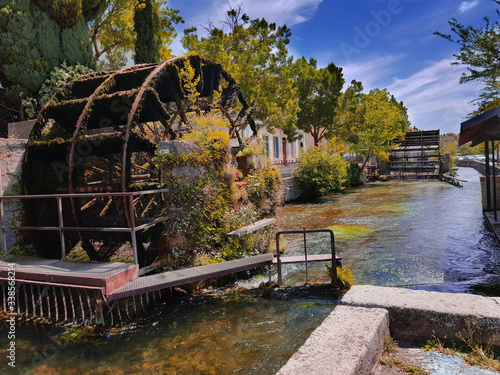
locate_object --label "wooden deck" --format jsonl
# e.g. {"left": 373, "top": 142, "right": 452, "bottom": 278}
{"left": 1, "top": 251, "right": 341, "bottom": 304}
{"left": 108, "top": 253, "right": 274, "bottom": 301}
{"left": 0, "top": 255, "right": 138, "bottom": 296}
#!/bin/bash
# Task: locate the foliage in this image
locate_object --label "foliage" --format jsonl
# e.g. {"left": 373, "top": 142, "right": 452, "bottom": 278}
{"left": 331, "top": 80, "right": 365, "bottom": 142}
{"left": 134, "top": 0, "right": 161, "bottom": 64}
{"left": 345, "top": 163, "right": 363, "bottom": 188}
{"left": 0, "top": 0, "right": 96, "bottom": 121}
{"left": 22, "top": 62, "right": 94, "bottom": 119}
{"left": 390, "top": 95, "right": 412, "bottom": 132}
{"left": 89, "top": 0, "right": 183, "bottom": 70}
{"left": 326, "top": 265, "right": 356, "bottom": 289}
{"left": 348, "top": 89, "right": 405, "bottom": 171}
{"left": 158, "top": 113, "right": 279, "bottom": 267}
{"left": 435, "top": 1, "right": 500, "bottom": 115}
{"left": 293, "top": 57, "right": 345, "bottom": 145}
{"left": 246, "top": 163, "right": 282, "bottom": 215}
{"left": 182, "top": 4, "right": 299, "bottom": 138}
{"left": 294, "top": 146, "right": 349, "bottom": 198}
{"left": 241, "top": 138, "right": 267, "bottom": 157}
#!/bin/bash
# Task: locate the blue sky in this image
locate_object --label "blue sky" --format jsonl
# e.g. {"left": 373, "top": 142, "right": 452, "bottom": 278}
{"left": 168, "top": 0, "right": 498, "bottom": 134}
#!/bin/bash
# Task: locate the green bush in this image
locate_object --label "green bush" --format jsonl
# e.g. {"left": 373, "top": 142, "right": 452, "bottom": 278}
{"left": 247, "top": 163, "right": 282, "bottom": 215}
{"left": 294, "top": 146, "right": 348, "bottom": 197}
{"left": 345, "top": 162, "right": 363, "bottom": 188}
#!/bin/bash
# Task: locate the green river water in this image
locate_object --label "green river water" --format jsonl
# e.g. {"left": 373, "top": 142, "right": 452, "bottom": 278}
{"left": 1, "top": 167, "right": 499, "bottom": 374}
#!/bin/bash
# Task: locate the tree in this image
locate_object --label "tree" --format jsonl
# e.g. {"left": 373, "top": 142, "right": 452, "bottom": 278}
{"left": 89, "top": 0, "right": 183, "bottom": 70}
{"left": 435, "top": 0, "right": 500, "bottom": 114}
{"left": 390, "top": 95, "right": 411, "bottom": 132}
{"left": 0, "top": 0, "right": 98, "bottom": 122}
{"left": 294, "top": 57, "right": 345, "bottom": 146}
{"left": 182, "top": 4, "right": 299, "bottom": 138}
{"left": 348, "top": 89, "right": 405, "bottom": 171}
{"left": 134, "top": 0, "right": 161, "bottom": 64}
{"left": 332, "top": 80, "right": 365, "bottom": 142}
{"left": 293, "top": 145, "right": 349, "bottom": 197}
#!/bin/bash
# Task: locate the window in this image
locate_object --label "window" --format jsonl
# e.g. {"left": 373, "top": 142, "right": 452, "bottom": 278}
{"left": 290, "top": 141, "right": 295, "bottom": 158}
{"left": 273, "top": 137, "right": 280, "bottom": 158}
{"left": 263, "top": 136, "right": 269, "bottom": 157}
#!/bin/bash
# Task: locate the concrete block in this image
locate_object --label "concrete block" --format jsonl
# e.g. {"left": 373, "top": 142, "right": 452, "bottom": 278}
{"left": 8, "top": 120, "right": 35, "bottom": 139}
{"left": 342, "top": 285, "right": 500, "bottom": 346}
{"left": 277, "top": 305, "right": 389, "bottom": 375}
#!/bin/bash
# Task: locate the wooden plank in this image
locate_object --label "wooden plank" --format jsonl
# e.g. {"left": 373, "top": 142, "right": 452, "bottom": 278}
{"left": 226, "top": 218, "right": 275, "bottom": 238}
{"left": 273, "top": 254, "right": 342, "bottom": 264}
{"left": 108, "top": 253, "right": 274, "bottom": 301}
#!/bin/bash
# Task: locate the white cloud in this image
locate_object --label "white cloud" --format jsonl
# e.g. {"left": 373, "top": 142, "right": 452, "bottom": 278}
{"left": 341, "top": 55, "right": 406, "bottom": 89}
{"left": 182, "top": 0, "right": 322, "bottom": 32}
{"left": 170, "top": 0, "right": 322, "bottom": 56}
{"left": 459, "top": 0, "right": 479, "bottom": 13}
{"left": 386, "top": 59, "right": 483, "bottom": 133}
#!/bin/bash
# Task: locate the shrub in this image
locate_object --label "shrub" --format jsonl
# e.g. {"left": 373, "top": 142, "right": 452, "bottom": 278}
{"left": 294, "top": 146, "right": 348, "bottom": 197}
{"left": 345, "top": 162, "right": 363, "bottom": 188}
{"left": 246, "top": 163, "right": 282, "bottom": 215}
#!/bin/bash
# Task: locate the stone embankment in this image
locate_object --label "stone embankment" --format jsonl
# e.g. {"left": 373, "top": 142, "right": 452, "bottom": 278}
{"left": 0, "top": 138, "right": 27, "bottom": 248}
{"left": 278, "top": 285, "right": 500, "bottom": 375}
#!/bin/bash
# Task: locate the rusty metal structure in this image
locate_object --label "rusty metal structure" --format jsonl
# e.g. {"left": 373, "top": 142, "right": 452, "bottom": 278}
{"left": 388, "top": 130, "right": 441, "bottom": 179}
{"left": 22, "top": 55, "right": 255, "bottom": 263}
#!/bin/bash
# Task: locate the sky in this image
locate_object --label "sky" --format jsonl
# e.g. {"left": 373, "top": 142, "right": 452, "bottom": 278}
{"left": 167, "top": 0, "right": 498, "bottom": 135}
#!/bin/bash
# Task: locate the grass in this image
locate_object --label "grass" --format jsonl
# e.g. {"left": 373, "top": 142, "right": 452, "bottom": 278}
{"left": 379, "top": 337, "right": 430, "bottom": 375}
{"left": 424, "top": 324, "right": 500, "bottom": 372}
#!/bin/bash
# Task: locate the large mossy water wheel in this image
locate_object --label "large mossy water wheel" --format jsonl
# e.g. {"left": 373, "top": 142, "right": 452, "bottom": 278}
{"left": 22, "top": 56, "right": 256, "bottom": 264}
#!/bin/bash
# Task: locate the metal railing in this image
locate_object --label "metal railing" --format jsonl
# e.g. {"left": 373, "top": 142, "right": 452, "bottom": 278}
{"left": 0, "top": 189, "right": 169, "bottom": 265}
{"left": 275, "top": 228, "right": 337, "bottom": 285}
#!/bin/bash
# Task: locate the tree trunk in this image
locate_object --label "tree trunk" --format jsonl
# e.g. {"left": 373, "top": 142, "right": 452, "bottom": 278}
{"left": 360, "top": 155, "right": 371, "bottom": 181}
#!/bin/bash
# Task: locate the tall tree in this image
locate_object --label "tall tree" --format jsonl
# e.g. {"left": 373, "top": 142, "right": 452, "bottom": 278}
{"left": 134, "top": 0, "right": 161, "bottom": 64}
{"left": 294, "top": 57, "right": 344, "bottom": 146}
{"left": 182, "top": 4, "right": 299, "bottom": 138}
{"left": 333, "top": 80, "right": 365, "bottom": 142}
{"left": 89, "top": 1, "right": 183, "bottom": 70}
{"left": 435, "top": 0, "right": 500, "bottom": 114}
{"left": 348, "top": 89, "right": 405, "bottom": 172}
{"left": 0, "top": 0, "right": 99, "bottom": 123}
{"left": 390, "top": 95, "right": 411, "bottom": 132}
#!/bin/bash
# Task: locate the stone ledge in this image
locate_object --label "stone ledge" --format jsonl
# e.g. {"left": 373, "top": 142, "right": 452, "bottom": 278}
{"left": 341, "top": 285, "right": 500, "bottom": 346}
{"left": 277, "top": 305, "right": 389, "bottom": 375}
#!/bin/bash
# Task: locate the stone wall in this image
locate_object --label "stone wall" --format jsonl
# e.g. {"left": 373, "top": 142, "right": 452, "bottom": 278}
{"left": 282, "top": 177, "right": 301, "bottom": 202}
{"left": 0, "top": 139, "right": 27, "bottom": 249}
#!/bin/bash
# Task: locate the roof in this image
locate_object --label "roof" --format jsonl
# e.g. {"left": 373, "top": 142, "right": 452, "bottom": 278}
{"left": 458, "top": 106, "right": 500, "bottom": 146}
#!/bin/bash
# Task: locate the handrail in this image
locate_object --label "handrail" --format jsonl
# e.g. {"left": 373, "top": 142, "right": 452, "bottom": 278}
{"left": 275, "top": 228, "right": 336, "bottom": 285}
{"left": 0, "top": 189, "right": 169, "bottom": 265}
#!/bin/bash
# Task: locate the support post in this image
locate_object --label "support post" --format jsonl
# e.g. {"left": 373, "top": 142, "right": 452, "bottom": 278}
{"left": 493, "top": 139, "right": 498, "bottom": 221}
{"left": 129, "top": 194, "right": 139, "bottom": 265}
{"left": 303, "top": 227, "right": 308, "bottom": 284}
{"left": 486, "top": 141, "right": 491, "bottom": 210}
{"left": 330, "top": 230, "right": 337, "bottom": 283}
{"left": 57, "top": 197, "right": 66, "bottom": 260}
{"left": 276, "top": 233, "right": 282, "bottom": 286}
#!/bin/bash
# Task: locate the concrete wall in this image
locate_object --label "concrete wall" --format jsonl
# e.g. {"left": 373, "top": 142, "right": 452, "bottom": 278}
{"left": 282, "top": 177, "right": 301, "bottom": 202}
{"left": 0, "top": 139, "right": 27, "bottom": 249}
{"left": 278, "top": 285, "right": 500, "bottom": 374}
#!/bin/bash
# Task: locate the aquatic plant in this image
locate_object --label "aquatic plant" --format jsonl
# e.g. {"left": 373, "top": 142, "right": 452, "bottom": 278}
{"left": 326, "top": 265, "right": 355, "bottom": 289}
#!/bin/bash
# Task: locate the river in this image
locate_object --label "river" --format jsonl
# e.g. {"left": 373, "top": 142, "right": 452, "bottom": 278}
{"left": 1, "top": 167, "right": 499, "bottom": 374}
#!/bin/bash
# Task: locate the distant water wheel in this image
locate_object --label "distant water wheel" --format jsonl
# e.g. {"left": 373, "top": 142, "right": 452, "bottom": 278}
{"left": 22, "top": 55, "right": 256, "bottom": 264}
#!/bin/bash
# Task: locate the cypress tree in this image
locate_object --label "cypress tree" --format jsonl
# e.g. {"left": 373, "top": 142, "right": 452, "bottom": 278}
{"left": 134, "top": 0, "right": 162, "bottom": 64}
{"left": 0, "top": 0, "right": 97, "bottom": 122}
